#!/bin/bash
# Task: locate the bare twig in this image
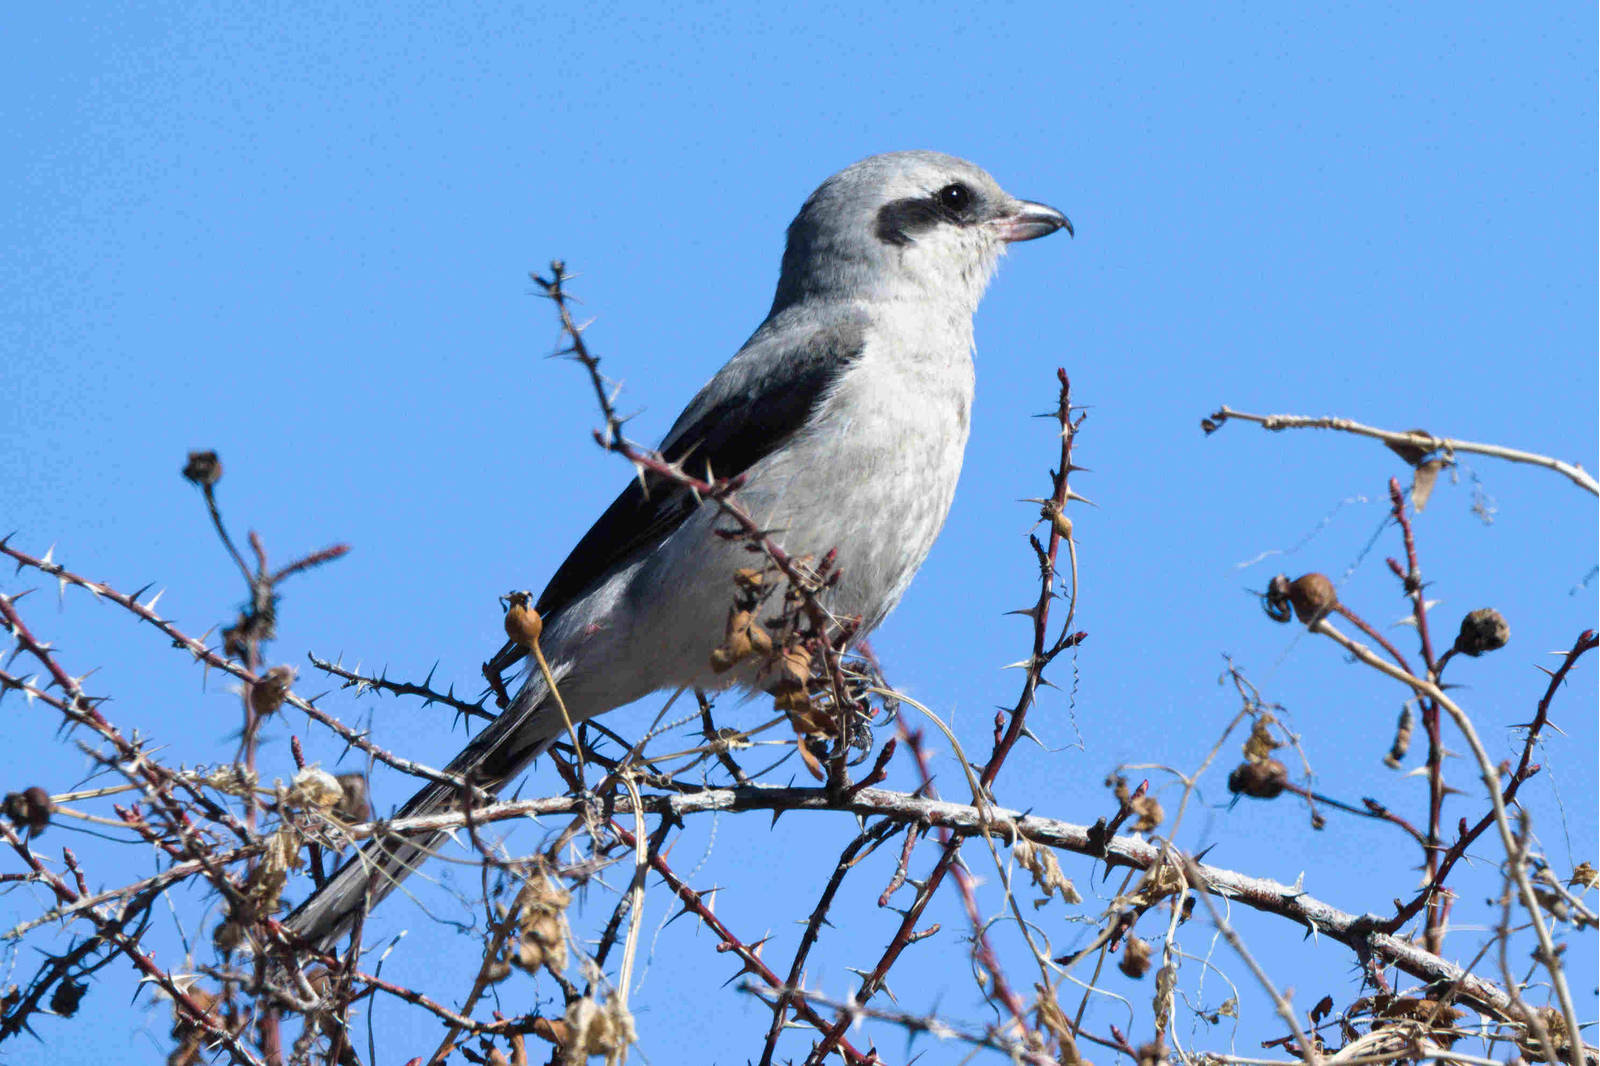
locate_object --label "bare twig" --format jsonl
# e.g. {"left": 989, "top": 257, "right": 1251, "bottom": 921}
{"left": 1203, "top": 406, "right": 1598, "bottom": 495}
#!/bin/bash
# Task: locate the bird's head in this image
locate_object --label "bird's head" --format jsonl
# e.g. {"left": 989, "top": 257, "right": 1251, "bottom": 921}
{"left": 771, "top": 150, "right": 1070, "bottom": 317}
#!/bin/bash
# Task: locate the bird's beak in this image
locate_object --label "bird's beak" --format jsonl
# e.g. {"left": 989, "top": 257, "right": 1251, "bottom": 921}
{"left": 992, "top": 200, "right": 1073, "bottom": 242}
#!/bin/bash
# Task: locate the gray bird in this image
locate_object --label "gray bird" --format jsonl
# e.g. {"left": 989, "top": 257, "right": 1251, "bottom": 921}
{"left": 288, "top": 150, "right": 1069, "bottom": 946}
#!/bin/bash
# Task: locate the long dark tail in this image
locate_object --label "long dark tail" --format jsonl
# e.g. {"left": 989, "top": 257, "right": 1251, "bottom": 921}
{"left": 285, "top": 685, "right": 561, "bottom": 950}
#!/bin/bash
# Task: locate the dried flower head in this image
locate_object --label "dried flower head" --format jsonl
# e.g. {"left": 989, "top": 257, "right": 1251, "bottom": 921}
{"left": 1241, "top": 716, "right": 1282, "bottom": 763}
{"left": 1228, "top": 758, "right": 1288, "bottom": 799}
{"left": 1453, "top": 607, "right": 1509, "bottom": 657}
{"left": 1119, "top": 935, "right": 1153, "bottom": 979}
{"left": 250, "top": 665, "right": 296, "bottom": 716}
{"left": 507, "top": 863, "right": 571, "bottom": 977}
{"left": 286, "top": 768, "right": 343, "bottom": 810}
{"left": 560, "top": 995, "right": 636, "bottom": 1066}
{"left": 182, "top": 450, "right": 223, "bottom": 487}
{"left": 1013, "top": 837, "right": 1082, "bottom": 906}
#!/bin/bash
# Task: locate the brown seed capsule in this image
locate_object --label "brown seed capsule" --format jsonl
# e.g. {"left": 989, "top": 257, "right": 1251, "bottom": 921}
{"left": 1119, "top": 935, "right": 1153, "bottom": 979}
{"left": 1383, "top": 706, "right": 1414, "bottom": 769}
{"left": 1228, "top": 758, "right": 1288, "bottom": 799}
{"left": 3, "top": 787, "right": 52, "bottom": 834}
{"left": 503, "top": 590, "right": 543, "bottom": 649}
{"left": 1129, "top": 794, "right": 1164, "bottom": 833}
{"left": 182, "top": 450, "right": 223, "bottom": 487}
{"left": 1288, "top": 573, "right": 1337, "bottom": 624}
{"left": 1453, "top": 607, "right": 1509, "bottom": 657}
{"left": 249, "top": 665, "right": 295, "bottom": 716}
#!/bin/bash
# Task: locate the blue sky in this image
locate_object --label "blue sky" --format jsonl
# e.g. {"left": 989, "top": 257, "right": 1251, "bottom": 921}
{"left": 2, "top": 4, "right": 1595, "bottom": 1063}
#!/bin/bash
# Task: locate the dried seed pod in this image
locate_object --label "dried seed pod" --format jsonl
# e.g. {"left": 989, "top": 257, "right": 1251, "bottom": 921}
{"left": 1242, "top": 716, "right": 1281, "bottom": 763}
{"left": 733, "top": 567, "right": 766, "bottom": 591}
{"left": 508, "top": 865, "right": 570, "bottom": 977}
{"left": 1228, "top": 758, "right": 1288, "bottom": 799}
{"left": 249, "top": 666, "right": 296, "bottom": 716}
{"left": 286, "top": 768, "right": 342, "bottom": 810}
{"left": 3, "top": 786, "right": 53, "bottom": 835}
{"left": 561, "top": 995, "right": 638, "bottom": 1065}
{"left": 1383, "top": 706, "right": 1414, "bottom": 769}
{"left": 503, "top": 590, "right": 543, "bottom": 649}
{"left": 1014, "top": 838, "right": 1082, "bottom": 906}
{"left": 239, "top": 824, "right": 304, "bottom": 919}
{"left": 1453, "top": 607, "right": 1509, "bottom": 657}
{"left": 1129, "top": 794, "right": 1164, "bottom": 833}
{"left": 1288, "top": 573, "right": 1337, "bottom": 623}
{"left": 1119, "top": 935, "right": 1152, "bottom": 979}
{"left": 182, "top": 450, "right": 223, "bottom": 487}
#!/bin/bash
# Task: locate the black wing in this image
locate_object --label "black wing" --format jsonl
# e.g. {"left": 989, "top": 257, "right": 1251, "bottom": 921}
{"left": 533, "top": 314, "right": 866, "bottom": 622}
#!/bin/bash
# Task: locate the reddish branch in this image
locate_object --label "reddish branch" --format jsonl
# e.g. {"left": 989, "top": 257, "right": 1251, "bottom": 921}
{"left": 0, "top": 539, "right": 481, "bottom": 800}
{"left": 604, "top": 814, "right": 882, "bottom": 1065}
{"left": 1386, "top": 628, "right": 1598, "bottom": 933}
{"left": 1, "top": 822, "right": 262, "bottom": 1064}
{"left": 807, "top": 371, "right": 1087, "bottom": 1065}
{"left": 1383, "top": 477, "right": 1450, "bottom": 953}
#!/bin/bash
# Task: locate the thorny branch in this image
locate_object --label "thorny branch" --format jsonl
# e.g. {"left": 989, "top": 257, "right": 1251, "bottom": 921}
{"left": 0, "top": 266, "right": 1592, "bottom": 1066}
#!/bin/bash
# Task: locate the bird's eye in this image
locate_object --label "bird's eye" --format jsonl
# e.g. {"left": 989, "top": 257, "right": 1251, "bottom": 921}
{"left": 937, "top": 182, "right": 972, "bottom": 213}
